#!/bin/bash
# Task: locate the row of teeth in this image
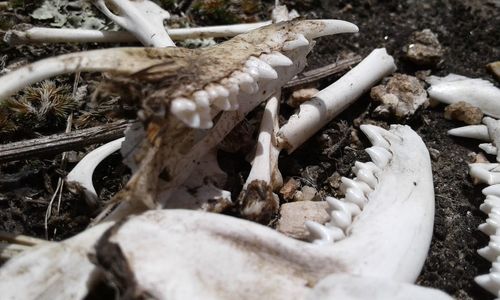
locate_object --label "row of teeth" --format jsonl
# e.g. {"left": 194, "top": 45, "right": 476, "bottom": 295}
{"left": 306, "top": 125, "right": 394, "bottom": 246}
{"left": 474, "top": 181, "right": 500, "bottom": 296}
{"left": 170, "top": 34, "right": 312, "bottom": 129}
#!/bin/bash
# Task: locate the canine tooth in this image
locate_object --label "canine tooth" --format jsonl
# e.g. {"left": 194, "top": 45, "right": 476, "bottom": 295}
{"left": 259, "top": 52, "right": 293, "bottom": 67}
{"left": 294, "top": 19, "right": 359, "bottom": 39}
{"left": 359, "top": 124, "right": 391, "bottom": 149}
{"left": 479, "top": 143, "right": 498, "bottom": 155}
{"left": 232, "top": 71, "right": 258, "bottom": 94}
{"left": 282, "top": 34, "right": 309, "bottom": 51}
{"left": 480, "top": 196, "right": 500, "bottom": 214}
{"left": 170, "top": 98, "right": 201, "bottom": 128}
{"left": 469, "top": 163, "right": 500, "bottom": 185}
{"left": 484, "top": 185, "right": 500, "bottom": 197}
{"left": 341, "top": 177, "right": 372, "bottom": 196}
{"left": 365, "top": 146, "right": 392, "bottom": 168}
{"left": 448, "top": 125, "right": 490, "bottom": 141}
{"left": 478, "top": 241, "right": 500, "bottom": 262}
{"left": 475, "top": 272, "right": 500, "bottom": 296}
{"left": 344, "top": 187, "right": 368, "bottom": 208}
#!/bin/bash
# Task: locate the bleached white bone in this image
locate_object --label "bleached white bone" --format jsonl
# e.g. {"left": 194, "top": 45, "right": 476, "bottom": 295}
{"left": 3, "top": 22, "right": 272, "bottom": 45}
{"left": 277, "top": 48, "right": 396, "bottom": 153}
{"left": 427, "top": 74, "right": 500, "bottom": 118}
{"left": 480, "top": 143, "right": 498, "bottom": 155}
{"left": 447, "top": 125, "right": 490, "bottom": 141}
{"left": 0, "top": 125, "right": 438, "bottom": 299}
{"left": 92, "top": 0, "right": 174, "bottom": 47}
{"left": 309, "top": 274, "right": 453, "bottom": 300}
{"left": 66, "top": 137, "right": 125, "bottom": 205}
{"left": 469, "top": 163, "right": 500, "bottom": 185}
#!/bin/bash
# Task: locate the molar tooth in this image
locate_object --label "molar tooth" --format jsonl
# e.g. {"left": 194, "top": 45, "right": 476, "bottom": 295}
{"left": 484, "top": 185, "right": 500, "bottom": 197}
{"left": 341, "top": 177, "right": 372, "bottom": 196}
{"left": 170, "top": 97, "right": 201, "bottom": 128}
{"left": 359, "top": 124, "right": 391, "bottom": 149}
{"left": 205, "top": 84, "right": 231, "bottom": 110}
{"left": 478, "top": 240, "right": 500, "bottom": 262}
{"left": 305, "top": 221, "right": 345, "bottom": 245}
{"left": 344, "top": 187, "right": 368, "bottom": 208}
{"left": 481, "top": 196, "right": 500, "bottom": 214}
{"left": 232, "top": 71, "right": 258, "bottom": 94}
{"left": 479, "top": 215, "right": 500, "bottom": 236}
{"left": 221, "top": 78, "right": 240, "bottom": 110}
{"left": 365, "top": 146, "right": 392, "bottom": 168}
{"left": 479, "top": 143, "right": 498, "bottom": 155}
{"left": 282, "top": 34, "right": 309, "bottom": 51}
{"left": 247, "top": 57, "right": 278, "bottom": 79}
{"left": 475, "top": 272, "right": 500, "bottom": 296}
{"left": 353, "top": 167, "right": 378, "bottom": 189}
{"left": 193, "top": 90, "right": 210, "bottom": 108}
{"left": 259, "top": 52, "right": 293, "bottom": 67}
{"left": 326, "top": 196, "right": 361, "bottom": 217}
{"left": 469, "top": 163, "right": 500, "bottom": 185}
{"left": 353, "top": 161, "right": 381, "bottom": 177}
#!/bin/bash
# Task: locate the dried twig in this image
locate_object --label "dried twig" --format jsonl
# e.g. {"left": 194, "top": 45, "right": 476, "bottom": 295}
{"left": 0, "top": 120, "right": 134, "bottom": 163}
{"left": 0, "top": 231, "right": 46, "bottom": 246}
{"left": 283, "top": 55, "right": 362, "bottom": 89}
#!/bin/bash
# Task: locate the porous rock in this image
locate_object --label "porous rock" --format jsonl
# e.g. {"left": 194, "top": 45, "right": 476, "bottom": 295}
{"left": 370, "top": 73, "right": 428, "bottom": 118}
{"left": 444, "top": 101, "right": 483, "bottom": 125}
{"left": 276, "top": 201, "right": 329, "bottom": 240}
{"left": 403, "top": 29, "right": 444, "bottom": 67}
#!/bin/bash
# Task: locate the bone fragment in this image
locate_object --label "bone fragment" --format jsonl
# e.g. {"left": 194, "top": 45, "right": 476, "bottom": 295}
{"left": 3, "top": 22, "right": 273, "bottom": 45}
{"left": 92, "top": 0, "right": 174, "bottom": 47}
{"left": 277, "top": 48, "right": 396, "bottom": 153}
{"left": 480, "top": 143, "right": 498, "bottom": 155}
{"left": 426, "top": 74, "right": 500, "bottom": 118}
{"left": 66, "top": 137, "right": 125, "bottom": 205}
{"left": 469, "top": 163, "right": 500, "bottom": 186}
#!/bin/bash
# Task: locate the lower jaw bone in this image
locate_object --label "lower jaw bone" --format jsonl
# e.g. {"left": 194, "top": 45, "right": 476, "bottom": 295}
{"left": 0, "top": 125, "right": 438, "bottom": 299}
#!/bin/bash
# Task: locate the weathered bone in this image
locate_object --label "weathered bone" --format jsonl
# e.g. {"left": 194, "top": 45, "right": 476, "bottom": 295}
{"left": 278, "top": 48, "right": 396, "bottom": 153}
{"left": 0, "top": 124, "right": 436, "bottom": 299}
{"left": 91, "top": 0, "right": 174, "bottom": 47}
{"left": 3, "top": 22, "right": 272, "bottom": 45}
{"left": 427, "top": 74, "right": 500, "bottom": 118}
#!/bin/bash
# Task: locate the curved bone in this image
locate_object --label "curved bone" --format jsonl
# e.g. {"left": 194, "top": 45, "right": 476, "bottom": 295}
{"left": 278, "top": 48, "right": 396, "bottom": 153}
{"left": 92, "top": 0, "right": 174, "bottom": 47}
{"left": 427, "top": 74, "right": 500, "bottom": 118}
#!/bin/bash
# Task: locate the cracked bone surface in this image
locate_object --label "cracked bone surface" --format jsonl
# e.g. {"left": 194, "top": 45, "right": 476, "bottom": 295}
{"left": 0, "top": 124, "right": 438, "bottom": 299}
{"left": 92, "top": 0, "right": 174, "bottom": 47}
{"left": 277, "top": 48, "right": 396, "bottom": 153}
{"left": 3, "top": 22, "right": 272, "bottom": 45}
{"left": 426, "top": 74, "right": 500, "bottom": 118}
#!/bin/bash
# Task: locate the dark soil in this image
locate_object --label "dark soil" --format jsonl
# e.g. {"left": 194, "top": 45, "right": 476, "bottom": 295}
{"left": 0, "top": 0, "right": 499, "bottom": 299}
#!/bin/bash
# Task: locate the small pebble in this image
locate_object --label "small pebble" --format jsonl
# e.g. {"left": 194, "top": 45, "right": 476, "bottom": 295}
{"left": 301, "top": 186, "right": 317, "bottom": 202}
{"left": 288, "top": 88, "right": 319, "bottom": 108}
{"left": 444, "top": 101, "right": 483, "bottom": 125}
{"left": 429, "top": 148, "right": 440, "bottom": 161}
{"left": 276, "top": 201, "right": 330, "bottom": 240}
{"left": 403, "top": 29, "right": 444, "bottom": 67}
{"left": 487, "top": 61, "right": 500, "bottom": 82}
{"left": 279, "top": 178, "right": 300, "bottom": 201}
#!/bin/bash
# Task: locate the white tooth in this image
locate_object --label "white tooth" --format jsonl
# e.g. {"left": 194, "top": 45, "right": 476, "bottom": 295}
{"left": 353, "top": 161, "right": 381, "bottom": 177}
{"left": 344, "top": 187, "right": 368, "bottom": 208}
{"left": 469, "top": 163, "right": 500, "bottom": 185}
{"left": 478, "top": 241, "right": 500, "bottom": 262}
{"left": 481, "top": 196, "right": 500, "bottom": 214}
{"left": 232, "top": 71, "right": 258, "bottom": 94}
{"left": 305, "top": 221, "right": 334, "bottom": 245}
{"left": 243, "top": 66, "right": 260, "bottom": 79}
{"left": 170, "top": 98, "right": 200, "bottom": 128}
{"left": 259, "top": 52, "right": 293, "bottom": 67}
{"left": 330, "top": 211, "right": 351, "bottom": 230}
{"left": 365, "top": 146, "right": 392, "bottom": 168}
{"left": 297, "top": 20, "right": 359, "bottom": 39}
{"left": 447, "top": 125, "right": 490, "bottom": 141}
{"left": 325, "top": 197, "right": 360, "bottom": 230}
{"left": 341, "top": 177, "right": 372, "bottom": 196}
{"left": 484, "top": 185, "right": 500, "bottom": 197}
{"left": 475, "top": 272, "right": 500, "bottom": 296}
{"left": 479, "top": 215, "right": 500, "bottom": 236}
{"left": 479, "top": 143, "right": 498, "bottom": 155}
{"left": 353, "top": 168, "right": 378, "bottom": 189}
{"left": 282, "top": 34, "right": 309, "bottom": 51}
{"left": 247, "top": 57, "right": 278, "bottom": 79}
{"left": 359, "top": 125, "right": 391, "bottom": 149}
{"left": 220, "top": 78, "right": 240, "bottom": 110}
{"left": 326, "top": 196, "right": 361, "bottom": 217}
{"left": 193, "top": 90, "right": 210, "bottom": 108}
{"left": 206, "top": 84, "right": 231, "bottom": 110}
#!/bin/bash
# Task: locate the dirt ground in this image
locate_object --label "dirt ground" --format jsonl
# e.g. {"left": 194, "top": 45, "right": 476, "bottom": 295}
{"left": 0, "top": 0, "right": 499, "bottom": 299}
